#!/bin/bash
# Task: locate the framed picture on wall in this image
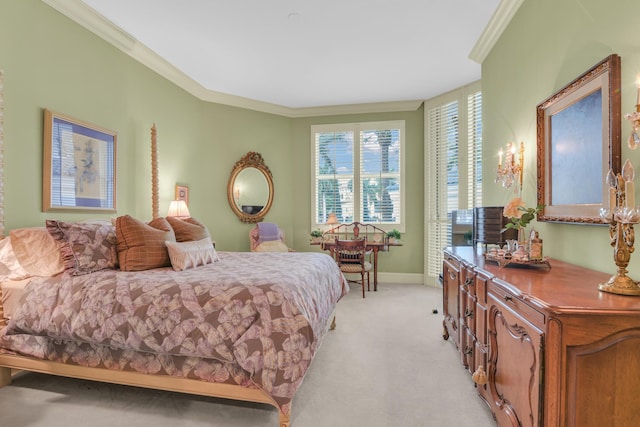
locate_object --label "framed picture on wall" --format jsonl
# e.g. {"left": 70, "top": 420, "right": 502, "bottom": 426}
{"left": 536, "top": 54, "right": 621, "bottom": 224}
{"left": 43, "top": 109, "right": 117, "bottom": 212}
{"left": 175, "top": 184, "right": 189, "bottom": 206}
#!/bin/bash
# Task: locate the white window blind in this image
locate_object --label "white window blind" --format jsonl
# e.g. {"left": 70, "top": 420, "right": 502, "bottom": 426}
{"left": 312, "top": 121, "right": 404, "bottom": 230}
{"left": 425, "top": 83, "right": 482, "bottom": 286}
{"left": 467, "top": 90, "right": 483, "bottom": 208}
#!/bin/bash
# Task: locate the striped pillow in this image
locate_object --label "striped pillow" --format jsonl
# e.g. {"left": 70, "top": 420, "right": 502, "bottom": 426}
{"left": 115, "top": 215, "right": 176, "bottom": 271}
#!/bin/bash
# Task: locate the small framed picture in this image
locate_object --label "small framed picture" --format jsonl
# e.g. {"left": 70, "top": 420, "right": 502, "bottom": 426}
{"left": 175, "top": 184, "right": 189, "bottom": 206}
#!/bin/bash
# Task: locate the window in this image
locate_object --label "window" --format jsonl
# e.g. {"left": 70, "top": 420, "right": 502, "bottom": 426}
{"left": 311, "top": 121, "right": 405, "bottom": 231}
{"left": 424, "top": 82, "right": 482, "bottom": 286}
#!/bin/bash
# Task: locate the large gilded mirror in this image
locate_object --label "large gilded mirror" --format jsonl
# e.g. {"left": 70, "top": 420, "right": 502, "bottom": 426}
{"left": 227, "top": 152, "right": 274, "bottom": 223}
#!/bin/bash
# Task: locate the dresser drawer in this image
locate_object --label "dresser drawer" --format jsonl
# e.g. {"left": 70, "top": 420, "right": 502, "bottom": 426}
{"left": 488, "top": 281, "right": 545, "bottom": 328}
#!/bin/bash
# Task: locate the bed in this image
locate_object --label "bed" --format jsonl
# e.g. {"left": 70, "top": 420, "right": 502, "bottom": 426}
{"left": 0, "top": 218, "right": 348, "bottom": 427}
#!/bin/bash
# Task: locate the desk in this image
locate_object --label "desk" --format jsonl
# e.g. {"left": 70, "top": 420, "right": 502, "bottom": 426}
{"left": 312, "top": 240, "right": 401, "bottom": 291}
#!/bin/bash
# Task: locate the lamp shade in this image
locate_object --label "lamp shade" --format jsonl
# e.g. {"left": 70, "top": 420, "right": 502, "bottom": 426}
{"left": 327, "top": 212, "right": 339, "bottom": 225}
{"left": 167, "top": 200, "right": 191, "bottom": 218}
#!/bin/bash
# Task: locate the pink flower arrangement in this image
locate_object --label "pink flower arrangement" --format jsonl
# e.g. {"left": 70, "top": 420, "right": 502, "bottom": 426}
{"left": 503, "top": 197, "right": 544, "bottom": 230}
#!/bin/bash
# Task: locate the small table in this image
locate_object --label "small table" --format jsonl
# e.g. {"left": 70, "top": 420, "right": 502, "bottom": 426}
{"left": 312, "top": 239, "right": 402, "bottom": 291}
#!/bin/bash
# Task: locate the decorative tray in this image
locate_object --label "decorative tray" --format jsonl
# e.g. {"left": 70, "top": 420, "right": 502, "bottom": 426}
{"left": 484, "top": 252, "right": 551, "bottom": 269}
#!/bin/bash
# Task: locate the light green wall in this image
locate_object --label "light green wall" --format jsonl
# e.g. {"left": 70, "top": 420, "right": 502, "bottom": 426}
{"left": 0, "top": 0, "right": 424, "bottom": 274}
{"left": 0, "top": 0, "right": 293, "bottom": 252}
{"left": 483, "top": 0, "right": 640, "bottom": 276}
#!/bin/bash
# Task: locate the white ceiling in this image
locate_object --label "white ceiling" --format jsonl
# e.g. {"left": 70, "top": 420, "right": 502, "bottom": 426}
{"left": 51, "top": 0, "right": 513, "bottom": 114}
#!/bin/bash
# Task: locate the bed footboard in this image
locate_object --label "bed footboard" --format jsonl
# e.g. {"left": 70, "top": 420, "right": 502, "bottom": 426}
{"left": 0, "top": 353, "right": 291, "bottom": 425}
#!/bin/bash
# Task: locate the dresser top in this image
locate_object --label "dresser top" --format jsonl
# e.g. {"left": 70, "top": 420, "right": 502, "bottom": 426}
{"left": 445, "top": 246, "right": 640, "bottom": 314}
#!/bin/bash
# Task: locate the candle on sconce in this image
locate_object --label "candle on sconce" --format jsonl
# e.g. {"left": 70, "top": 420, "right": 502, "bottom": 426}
{"left": 510, "top": 143, "right": 515, "bottom": 166}
{"left": 607, "top": 169, "right": 617, "bottom": 211}
{"left": 623, "top": 159, "right": 635, "bottom": 209}
{"left": 636, "top": 72, "right": 640, "bottom": 106}
{"left": 498, "top": 149, "right": 503, "bottom": 167}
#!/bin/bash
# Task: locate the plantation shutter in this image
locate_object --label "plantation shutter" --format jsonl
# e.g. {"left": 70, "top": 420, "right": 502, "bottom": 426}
{"left": 359, "top": 126, "right": 402, "bottom": 224}
{"left": 314, "top": 130, "right": 354, "bottom": 223}
{"left": 426, "top": 100, "right": 459, "bottom": 284}
{"left": 312, "top": 121, "right": 404, "bottom": 229}
{"left": 467, "top": 90, "right": 483, "bottom": 207}
{"left": 424, "top": 82, "right": 482, "bottom": 286}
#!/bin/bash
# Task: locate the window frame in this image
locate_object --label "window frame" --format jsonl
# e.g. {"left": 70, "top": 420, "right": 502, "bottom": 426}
{"left": 310, "top": 120, "right": 406, "bottom": 232}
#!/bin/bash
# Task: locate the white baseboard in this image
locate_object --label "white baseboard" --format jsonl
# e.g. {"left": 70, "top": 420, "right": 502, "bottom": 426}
{"left": 373, "top": 272, "right": 424, "bottom": 285}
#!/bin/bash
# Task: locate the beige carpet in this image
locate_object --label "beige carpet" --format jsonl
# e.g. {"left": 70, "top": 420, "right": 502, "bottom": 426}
{"left": 0, "top": 282, "right": 496, "bottom": 427}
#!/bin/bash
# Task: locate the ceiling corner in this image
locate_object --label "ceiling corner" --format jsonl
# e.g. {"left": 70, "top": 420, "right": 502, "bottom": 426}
{"left": 468, "top": 0, "right": 524, "bottom": 64}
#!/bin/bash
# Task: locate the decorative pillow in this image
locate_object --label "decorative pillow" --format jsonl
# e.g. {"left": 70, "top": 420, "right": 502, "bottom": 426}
{"left": 46, "top": 220, "right": 118, "bottom": 276}
{"left": 115, "top": 215, "right": 176, "bottom": 271}
{"left": 8, "top": 227, "right": 65, "bottom": 277}
{"left": 165, "top": 237, "right": 219, "bottom": 271}
{"left": 166, "top": 216, "right": 211, "bottom": 242}
{"left": 254, "top": 240, "right": 289, "bottom": 252}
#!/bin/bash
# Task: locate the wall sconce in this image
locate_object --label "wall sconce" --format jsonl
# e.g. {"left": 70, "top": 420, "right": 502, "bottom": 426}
{"left": 495, "top": 141, "right": 524, "bottom": 190}
{"left": 167, "top": 200, "right": 191, "bottom": 218}
{"left": 624, "top": 72, "right": 640, "bottom": 149}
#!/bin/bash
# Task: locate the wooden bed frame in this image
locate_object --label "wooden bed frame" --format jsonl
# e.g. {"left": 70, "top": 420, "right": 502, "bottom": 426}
{"left": 0, "top": 124, "right": 338, "bottom": 426}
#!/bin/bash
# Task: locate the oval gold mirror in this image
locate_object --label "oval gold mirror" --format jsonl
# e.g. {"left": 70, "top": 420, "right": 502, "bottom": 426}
{"left": 227, "top": 152, "right": 274, "bottom": 223}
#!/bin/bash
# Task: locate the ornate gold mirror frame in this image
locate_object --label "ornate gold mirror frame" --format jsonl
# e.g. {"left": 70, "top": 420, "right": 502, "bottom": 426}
{"left": 227, "top": 152, "right": 274, "bottom": 223}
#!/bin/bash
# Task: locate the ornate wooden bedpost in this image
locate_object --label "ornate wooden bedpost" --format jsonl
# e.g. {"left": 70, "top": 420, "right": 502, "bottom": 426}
{"left": 151, "top": 124, "right": 159, "bottom": 219}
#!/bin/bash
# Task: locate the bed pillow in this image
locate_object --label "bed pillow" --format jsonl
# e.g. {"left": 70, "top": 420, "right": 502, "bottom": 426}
{"left": 116, "top": 215, "right": 176, "bottom": 271}
{"left": 7, "top": 227, "right": 65, "bottom": 278}
{"left": 166, "top": 216, "right": 211, "bottom": 242}
{"left": 46, "top": 220, "right": 118, "bottom": 276}
{"left": 0, "top": 237, "right": 31, "bottom": 280}
{"left": 165, "top": 237, "right": 219, "bottom": 271}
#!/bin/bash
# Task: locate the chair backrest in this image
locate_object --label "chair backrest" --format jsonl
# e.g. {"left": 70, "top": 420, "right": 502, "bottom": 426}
{"left": 334, "top": 238, "right": 367, "bottom": 266}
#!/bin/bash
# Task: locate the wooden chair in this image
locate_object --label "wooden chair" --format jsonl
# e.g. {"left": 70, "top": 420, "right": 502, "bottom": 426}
{"left": 333, "top": 238, "right": 372, "bottom": 298}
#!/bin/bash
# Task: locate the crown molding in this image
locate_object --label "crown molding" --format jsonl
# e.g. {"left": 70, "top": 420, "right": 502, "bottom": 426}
{"left": 42, "top": 0, "right": 423, "bottom": 118}
{"left": 469, "top": 0, "right": 524, "bottom": 64}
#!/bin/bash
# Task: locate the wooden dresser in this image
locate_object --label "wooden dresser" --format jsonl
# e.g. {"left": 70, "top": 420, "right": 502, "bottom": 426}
{"left": 442, "top": 246, "right": 640, "bottom": 427}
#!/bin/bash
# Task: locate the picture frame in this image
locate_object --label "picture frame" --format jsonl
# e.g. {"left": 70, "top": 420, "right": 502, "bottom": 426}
{"left": 536, "top": 54, "right": 621, "bottom": 224}
{"left": 175, "top": 184, "right": 189, "bottom": 206}
{"left": 43, "top": 109, "right": 117, "bottom": 212}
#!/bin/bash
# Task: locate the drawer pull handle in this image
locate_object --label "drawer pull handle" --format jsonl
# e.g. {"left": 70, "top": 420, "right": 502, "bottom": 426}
{"left": 464, "top": 309, "right": 474, "bottom": 318}
{"left": 472, "top": 365, "right": 488, "bottom": 385}
{"left": 449, "top": 271, "right": 456, "bottom": 280}
{"left": 504, "top": 295, "right": 513, "bottom": 302}
{"left": 464, "top": 346, "right": 473, "bottom": 355}
{"left": 464, "top": 277, "right": 473, "bottom": 285}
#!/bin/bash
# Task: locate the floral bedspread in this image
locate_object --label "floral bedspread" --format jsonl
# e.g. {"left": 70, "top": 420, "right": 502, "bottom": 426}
{"left": 0, "top": 251, "right": 348, "bottom": 414}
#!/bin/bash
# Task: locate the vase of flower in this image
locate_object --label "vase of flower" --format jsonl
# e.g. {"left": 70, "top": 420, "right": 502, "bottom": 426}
{"left": 503, "top": 198, "right": 545, "bottom": 256}
{"left": 514, "top": 227, "right": 528, "bottom": 259}
{"left": 517, "top": 227, "right": 527, "bottom": 246}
